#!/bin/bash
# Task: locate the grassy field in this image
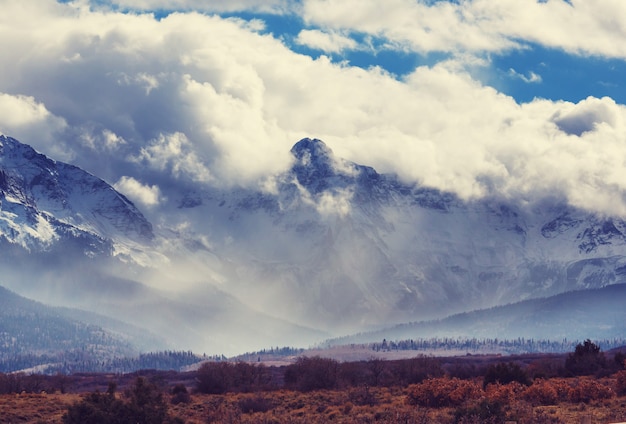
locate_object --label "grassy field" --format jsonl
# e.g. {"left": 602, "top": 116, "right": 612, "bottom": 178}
{"left": 2, "top": 376, "right": 626, "bottom": 423}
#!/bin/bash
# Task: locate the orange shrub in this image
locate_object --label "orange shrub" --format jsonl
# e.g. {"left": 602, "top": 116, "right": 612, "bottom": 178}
{"left": 616, "top": 370, "right": 626, "bottom": 396}
{"left": 568, "top": 378, "right": 614, "bottom": 403}
{"left": 484, "top": 381, "right": 525, "bottom": 404}
{"left": 523, "top": 379, "right": 558, "bottom": 406}
{"left": 406, "top": 377, "right": 482, "bottom": 408}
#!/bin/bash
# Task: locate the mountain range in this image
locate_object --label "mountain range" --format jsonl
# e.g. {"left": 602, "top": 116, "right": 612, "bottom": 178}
{"left": 0, "top": 133, "right": 624, "bottom": 359}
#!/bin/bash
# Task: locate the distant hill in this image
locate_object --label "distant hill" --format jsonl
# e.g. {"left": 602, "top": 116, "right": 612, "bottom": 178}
{"left": 0, "top": 285, "right": 147, "bottom": 373}
{"left": 327, "top": 284, "right": 626, "bottom": 347}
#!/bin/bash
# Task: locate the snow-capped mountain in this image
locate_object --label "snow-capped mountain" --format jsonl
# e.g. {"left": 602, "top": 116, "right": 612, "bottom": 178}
{"left": 0, "top": 134, "right": 152, "bottom": 259}
{"left": 1, "top": 134, "right": 624, "bottom": 354}
{"left": 174, "top": 138, "right": 626, "bottom": 336}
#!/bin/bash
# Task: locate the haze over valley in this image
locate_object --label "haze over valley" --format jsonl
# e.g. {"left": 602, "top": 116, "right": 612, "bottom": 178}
{"left": 1, "top": 0, "right": 626, "bottom": 370}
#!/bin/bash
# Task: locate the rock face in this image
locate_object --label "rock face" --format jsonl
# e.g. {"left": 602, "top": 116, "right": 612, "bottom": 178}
{"left": 0, "top": 135, "right": 153, "bottom": 257}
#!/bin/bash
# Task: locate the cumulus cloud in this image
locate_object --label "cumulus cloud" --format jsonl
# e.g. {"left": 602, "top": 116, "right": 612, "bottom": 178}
{"left": 133, "top": 132, "right": 212, "bottom": 183}
{"left": 552, "top": 96, "right": 618, "bottom": 136}
{"left": 1, "top": 0, "right": 626, "bottom": 218}
{"left": 301, "top": 0, "right": 626, "bottom": 59}
{"left": 296, "top": 29, "right": 358, "bottom": 53}
{"left": 0, "top": 93, "right": 68, "bottom": 157}
{"left": 114, "top": 176, "right": 162, "bottom": 208}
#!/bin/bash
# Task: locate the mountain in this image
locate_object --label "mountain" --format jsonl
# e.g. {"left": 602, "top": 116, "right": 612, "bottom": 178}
{"left": 1, "top": 134, "right": 626, "bottom": 355}
{"left": 174, "top": 138, "right": 626, "bottom": 336}
{"left": 0, "top": 134, "right": 152, "bottom": 260}
{"left": 0, "top": 285, "right": 138, "bottom": 373}
{"left": 0, "top": 135, "right": 325, "bottom": 355}
{"left": 324, "top": 283, "right": 626, "bottom": 346}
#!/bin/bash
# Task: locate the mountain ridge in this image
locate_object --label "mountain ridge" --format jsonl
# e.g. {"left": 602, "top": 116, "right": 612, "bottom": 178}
{"left": 0, "top": 134, "right": 153, "bottom": 258}
{"left": 172, "top": 137, "right": 626, "bottom": 335}
{"left": 324, "top": 283, "right": 626, "bottom": 347}
{"left": 1, "top": 135, "right": 626, "bottom": 354}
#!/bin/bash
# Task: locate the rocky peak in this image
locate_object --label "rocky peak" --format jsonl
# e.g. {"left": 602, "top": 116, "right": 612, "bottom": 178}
{"left": 290, "top": 138, "right": 337, "bottom": 194}
{"left": 0, "top": 135, "right": 154, "bottom": 253}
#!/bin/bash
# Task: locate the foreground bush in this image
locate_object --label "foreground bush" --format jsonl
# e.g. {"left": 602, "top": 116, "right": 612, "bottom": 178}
{"left": 63, "top": 378, "right": 180, "bottom": 424}
{"left": 406, "top": 377, "right": 482, "bottom": 407}
{"left": 523, "top": 379, "right": 558, "bottom": 406}
{"left": 616, "top": 370, "right": 626, "bottom": 396}
{"left": 453, "top": 399, "right": 506, "bottom": 424}
{"left": 567, "top": 378, "right": 614, "bottom": 403}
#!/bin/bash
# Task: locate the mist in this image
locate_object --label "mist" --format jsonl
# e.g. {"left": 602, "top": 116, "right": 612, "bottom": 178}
{"left": 1, "top": 1, "right": 626, "bottom": 355}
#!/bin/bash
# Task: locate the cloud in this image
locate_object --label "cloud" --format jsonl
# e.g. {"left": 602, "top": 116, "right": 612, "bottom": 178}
{"left": 114, "top": 176, "right": 162, "bottom": 208}
{"left": 508, "top": 68, "right": 542, "bottom": 84}
{"left": 132, "top": 132, "right": 213, "bottom": 183}
{"left": 552, "top": 96, "right": 618, "bottom": 136}
{"left": 0, "top": 93, "right": 68, "bottom": 158}
{"left": 296, "top": 29, "right": 357, "bottom": 54}
{"left": 1, "top": 0, "right": 626, "bottom": 218}
{"left": 301, "top": 0, "right": 626, "bottom": 59}
{"left": 96, "top": 0, "right": 293, "bottom": 13}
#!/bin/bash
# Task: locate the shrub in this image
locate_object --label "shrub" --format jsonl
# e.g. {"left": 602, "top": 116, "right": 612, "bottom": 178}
{"left": 523, "top": 379, "right": 558, "bottom": 406}
{"left": 170, "top": 384, "right": 191, "bottom": 405}
{"left": 453, "top": 399, "right": 506, "bottom": 424}
{"left": 616, "top": 370, "right": 626, "bottom": 396}
{"left": 406, "top": 377, "right": 482, "bottom": 408}
{"left": 284, "top": 356, "right": 339, "bottom": 392}
{"left": 567, "top": 378, "right": 614, "bottom": 403}
{"left": 63, "top": 384, "right": 125, "bottom": 424}
{"left": 123, "top": 377, "right": 170, "bottom": 424}
{"left": 484, "top": 381, "right": 525, "bottom": 405}
{"left": 195, "top": 362, "right": 232, "bottom": 394}
{"left": 238, "top": 395, "right": 274, "bottom": 413}
{"left": 63, "top": 378, "right": 174, "bottom": 424}
{"left": 392, "top": 355, "right": 444, "bottom": 385}
{"left": 232, "top": 361, "right": 270, "bottom": 392}
{"left": 565, "top": 340, "right": 606, "bottom": 376}
{"left": 483, "top": 362, "right": 530, "bottom": 388}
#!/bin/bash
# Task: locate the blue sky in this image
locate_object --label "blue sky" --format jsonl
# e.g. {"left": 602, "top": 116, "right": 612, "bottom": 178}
{"left": 235, "top": 11, "right": 626, "bottom": 105}
{"left": 2, "top": 0, "right": 626, "bottom": 216}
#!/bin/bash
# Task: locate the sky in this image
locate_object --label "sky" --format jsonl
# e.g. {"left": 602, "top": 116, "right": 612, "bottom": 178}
{"left": 1, "top": 0, "right": 626, "bottom": 217}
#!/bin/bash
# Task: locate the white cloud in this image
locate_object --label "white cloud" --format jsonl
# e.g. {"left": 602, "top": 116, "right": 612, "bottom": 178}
{"left": 114, "top": 176, "right": 162, "bottom": 207}
{"left": 0, "top": 93, "right": 68, "bottom": 157}
{"left": 1, "top": 0, "right": 626, "bottom": 217}
{"left": 100, "top": 0, "right": 293, "bottom": 13}
{"left": 296, "top": 29, "right": 357, "bottom": 54}
{"left": 301, "top": 0, "right": 626, "bottom": 59}
{"left": 133, "top": 132, "right": 213, "bottom": 183}
{"left": 508, "top": 68, "right": 542, "bottom": 84}
{"left": 552, "top": 96, "right": 618, "bottom": 136}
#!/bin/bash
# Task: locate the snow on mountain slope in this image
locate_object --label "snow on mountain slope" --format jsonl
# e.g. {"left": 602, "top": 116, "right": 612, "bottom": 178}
{"left": 0, "top": 135, "right": 153, "bottom": 260}
{"left": 0, "top": 135, "right": 328, "bottom": 354}
{"left": 1, "top": 134, "right": 625, "bottom": 352}
{"left": 170, "top": 138, "right": 626, "bottom": 335}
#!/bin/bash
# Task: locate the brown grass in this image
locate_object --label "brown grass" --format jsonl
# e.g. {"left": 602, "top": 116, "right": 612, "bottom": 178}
{"left": 2, "top": 376, "right": 626, "bottom": 423}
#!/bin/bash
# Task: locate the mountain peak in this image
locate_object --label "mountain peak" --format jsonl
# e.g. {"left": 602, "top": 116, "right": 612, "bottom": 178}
{"left": 289, "top": 138, "right": 336, "bottom": 193}
{"left": 290, "top": 138, "right": 333, "bottom": 162}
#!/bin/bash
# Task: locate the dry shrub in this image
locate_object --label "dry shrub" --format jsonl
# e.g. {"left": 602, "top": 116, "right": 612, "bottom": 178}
{"left": 567, "top": 378, "right": 614, "bottom": 403}
{"left": 523, "top": 379, "right": 558, "bottom": 406}
{"left": 616, "top": 370, "right": 626, "bottom": 396}
{"left": 237, "top": 395, "right": 274, "bottom": 414}
{"left": 484, "top": 381, "right": 525, "bottom": 404}
{"left": 406, "top": 377, "right": 482, "bottom": 408}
